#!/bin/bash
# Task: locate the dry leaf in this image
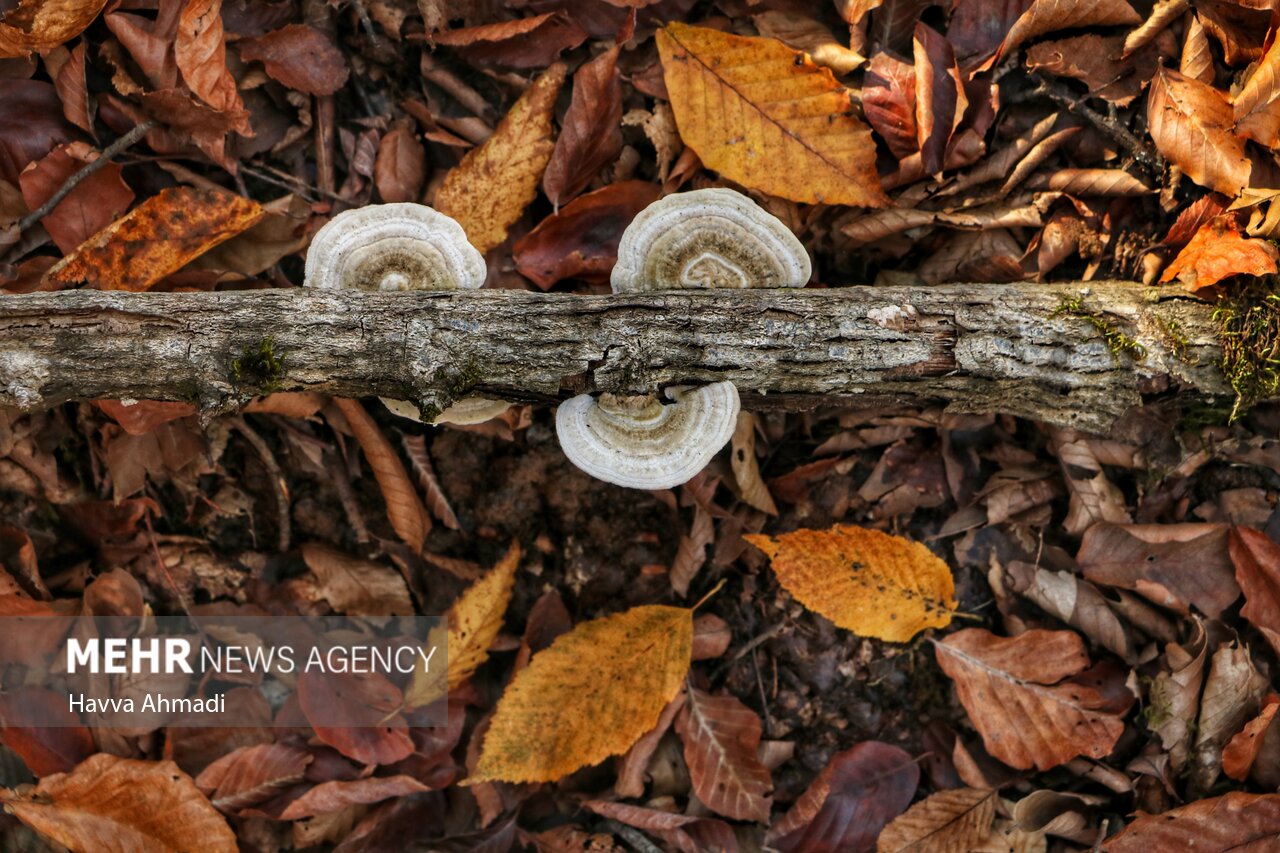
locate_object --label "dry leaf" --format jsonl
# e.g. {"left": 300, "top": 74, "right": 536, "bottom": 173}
{"left": 1004, "top": 561, "right": 1142, "bottom": 664}
{"left": 1222, "top": 696, "right": 1280, "bottom": 782}
{"left": 1105, "top": 792, "right": 1280, "bottom": 850}
{"left": 278, "top": 775, "right": 430, "bottom": 820}
{"left": 405, "top": 541, "right": 520, "bottom": 708}
{"left": 752, "top": 11, "right": 865, "bottom": 74}
{"left": 432, "top": 13, "right": 587, "bottom": 69}
{"left": 913, "top": 23, "right": 967, "bottom": 176}
{"left": 1048, "top": 427, "right": 1131, "bottom": 535}
{"left": 543, "top": 45, "right": 622, "bottom": 206}
{"left": 862, "top": 52, "right": 918, "bottom": 160}
{"left": 473, "top": 604, "right": 692, "bottom": 783}
{"left": 175, "top": 0, "right": 250, "bottom": 133}
{"left": 298, "top": 543, "right": 413, "bottom": 617}
{"left": 731, "top": 413, "right": 777, "bottom": 516}
{"left": 876, "top": 787, "right": 997, "bottom": 853}
{"left": 239, "top": 24, "right": 349, "bottom": 96}
{"left": 43, "top": 187, "right": 264, "bottom": 291}
{"left": 1159, "top": 215, "right": 1279, "bottom": 290}
{"left": 332, "top": 398, "right": 428, "bottom": 552}
{"left": 934, "top": 628, "right": 1127, "bottom": 771}
{"left": 400, "top": 433, "right": 460, "bottom": 530}
{"left": 584, "top": 800, "right": 738, "bottom": 853}
{"left": 195, "top": 743, "right": 312, "bottom": 814}
{"left": 670, "top": 504, "right": 713, "bottom": 597}
{"left": 1148, "top": 622, "right": 1209, "bottom": 770}
{"left": 1233, "top": 34, "right": 1280, "bottom": 147}
{"left": 435, "top": 62, "right": 565, "bottom": 253}
{"left": 1146, "top": 67, "right": 1252, "bottom": 197}
{"left": 675, "top": 686, "right": 773, "bottom": 822}
{"left": 745, "top": 525, "right": 955, "bottom": 642}
{"left": 94, "top": 400, "right": 197, "bottom": 436}
{"left": 1189, "top": 636, "right": 1267, "bottom": 794}
{"left": 1229, "top": 527, "right": 1280, "bottom": 657}
{"left": 19, "top": 143, "right": 134, "bottom": 254}
{"left": 0, "top": 0, "right": 108, "bottom": 58}
{"left": 374, "top": 124, "right": 427, "bottom": 204}
{"left": 0, "top": 753, "right": 237, "bottom": 852}
{"left": 998, "top": 0, "right": 1141, "bottom": 60}
{"left": 657, "top": 23, "right": 887, "bottom": 207}
{"left": 0, "top": 686, "right": 95, "bottom": 777}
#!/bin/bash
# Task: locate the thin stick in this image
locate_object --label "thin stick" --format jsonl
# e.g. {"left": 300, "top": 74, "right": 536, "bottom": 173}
{"left": 1027, "top": 76, "right": 1162, "bottom": 174}
{"left": 14, "top": 120, "right": 158, "bottom": 238}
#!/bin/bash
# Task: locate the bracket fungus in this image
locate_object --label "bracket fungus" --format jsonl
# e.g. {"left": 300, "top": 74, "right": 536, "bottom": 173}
{"left": 303, "top": 203, "right": 507, "bottom": 424}
{"left": 610, "top": 188, "right": 811, "bottom": 292}
{"left": 555, "top": 381, "right": 741, "bottom": 490}
{"left": 303, "top": 202, "right": 486, "bottom": 292}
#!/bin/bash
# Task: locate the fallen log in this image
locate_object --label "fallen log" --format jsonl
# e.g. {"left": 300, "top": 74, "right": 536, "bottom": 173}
{"left": 0, "top": 281, "right": 1227, "bottom": 432}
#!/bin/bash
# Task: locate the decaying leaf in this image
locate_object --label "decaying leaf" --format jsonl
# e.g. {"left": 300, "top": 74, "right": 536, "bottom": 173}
{"left": 0, "top": 753, "right": 237, "bottom": 852}
{"left": 473, "top": 605, "right": 692, "bottom": 783}
{"left": 435, "top": 62, "right": 565, "bottom": 253}
{"left": 935, "top": 628, "right": 1128, "bottom": 770}
{"left": 195, "top": 743, "right": 312, "bottom": 814}
{"left": 543, "top": 45, "right": 621, "bottom": 206}
{"left": 1229, "top": 526, "right": 1280, "bottom": 657}
{"left": 1159, "top": 215, "right": 1278, "bottom": 290}
{"left": 675, "top": 686, "right": 773, "bottom": 822}
{"left": 876, "top": 787, "right": 997, "bottom": 853}
{"left": 0, "top": 0, "right": 109, "bottom": 58}
{"left": 731, "top": 413, "right": 777, "bottom": 516}
{"left": 42, "top": 187, "right": 264, "bottom": 291}
{"left": 1146, "top": 67, "right": 1252, "bottom": 197}
{"left": 239, "top": 24, "right": 349, "bottom": 96}
{"left": 745, "top": 525, "right": 955, "bottom": 642}
{"left": 1105, "top": 792, "right": 1280, "bottom": 851}
{"left": 405, "top": 541, "right": 520, "bottom": 708}
{"left": 657, "top": 23, "right": 888, "bottom": 207}
{"left": 298, "top": 543, "right": 413, "bottom": 617}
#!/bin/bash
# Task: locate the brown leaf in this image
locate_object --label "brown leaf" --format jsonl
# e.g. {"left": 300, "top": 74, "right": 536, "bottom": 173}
{"left": 1222, "top": 696, "right": 1280, "bottom": 782}
{"left": 1160, "top": 215, "right": 1279, "bottom": 290}
{"left": 1148, "top": 621, "right": 1209, "bottom": 769}
{"left": 731, "top": 413, "right": 777, "bottom": 515}
{"left": 1078, "top": 522, "right": 1239, "bottom": 616}
{"left": 675, "top": 686, "right": 773, "bottom": 822}
{"left": 616, "top": 691, "right": 685, "bottom": 798}
{"left": 0, "top": 753, "right": 237, "bottom": 852}
{"left": 1048, "top": 426, "right": 1131, "bottom": 535}
{"left": 239, "top": 24, "right": 350, "bottom": 97}
{"left": 753, "top": 10, "right": 864, "bottom": 74}
{"left": 913, "top": 24, "right": 966, "bottom": 175}
{"left": 998, "top": 0, "right": 1141, "bottom": 60}
{"left": 298, "top": 542, "right": 413, "bottom": 617}
{"left": 43, "top": 186, "right": 264, "bottom": 291}
{"left": 670, "top": 504, "right": 713, "bottom": 597}
{"left": 0, "top": 686, "right": 95, "bottom": 777}
{"left": 1004, "top": 561, "right": 1142, "bottom": 664}
{"left": 543, "top": 45, "right": 622, "bottom": 206}
{"left": 373, "top": 124, "right": 427, "bottom": 204}
{"left": 195, "top": 743, "right": 312, "bottom": 814}
{"left": 299, "top": 669, "right": 414, "bottom": 766}
{"left": 175, "top": 0, "right": 250, "bottom": 134}
{"left": 876, "top": 787, "right": 997, "bottom": 853}
{"left": 692, "top": 613, "right": 732, "bottom": 660}
{"left": 1180, "top": 12, "right": 1214, "bottom": 83}
{"left": 1025, "top": 33, "right": 1158, "bottom": 106}
{"left": 584, "top": 800, "right": 740, "bottom": 853}
{"left": 94, "top": 400, "right": 197, "bottom": 435}
{"left": 331, "top": 398, "right": 429, "bottom": 552}
{"left": 1105, "top": 792, "right": 1280, "bottom": 851}
{"left": 0, "top": 0, "right": 108, "bottom": 58}
{"left": 278, "top": 775, "right": 431, "bottom": 820}
{"left": 399, "top": 433, "right": 460, "bottom": 530}
{"left": 862, "top": 52, "right": 918, "bottom": 160}
{"left": 435, "top": 62, "right": 566, "bottom": 254}
{"left": 1147, "top": 67, "right": 1252, "bottom": 196}
{"left": 18, "top": 142, "right": 134, "bottom": 254}
{"left": 0, "top": 81, "right": 72, "bottom": 185}
{"left": 432, "top": 13, "right": 588, "bottom": 69}
{"left": 49, "top": 41, "right": 92, "bottom": 133}
{"left": 1230, "top": 527, "right": 1280, "bottom": 657}
{"left": 1234, "top": 32, "right": 1280, "bottom": 147}
{"left": 935, "top": 628, "right": 1127, "bottom": 771}
{"left": 1189, "top": 636, "right": 1267, "bottom": 794}
{"left": 513, "top": 180, "right": 660, "bottom": 289}
{"left": 768, "top": 741, "right": 919, "bottom": 853}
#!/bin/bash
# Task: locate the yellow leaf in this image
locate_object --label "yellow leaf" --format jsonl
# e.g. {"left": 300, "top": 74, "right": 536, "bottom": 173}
{"left": 657, "top": 23, "right": 887, "bottom": 207}
{"left": 435, "top": 62, "right": 566, "bottom": 253}
{"left": 745, "top": 525, "right": 955, "bottom": 642}
{"left": 404, "top": 541, "right": 521, "bottom": 709}
{"left": 473, "top": 604, "right": 693, "bottom": 783}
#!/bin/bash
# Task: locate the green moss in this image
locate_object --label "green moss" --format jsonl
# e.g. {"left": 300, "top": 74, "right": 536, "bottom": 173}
{"left": 230, "top": 336, "right": 286, "bottom": 393}
{"left": 1155, "top": 316, "right": 1195, "bottom": 363}
{"left": 1053, "top": 294, "right": 1147, "bottom": 362}
{"left": 1213, "top": 280, "right": 1280, "bottom": 421}
{"left": 1178, "top": 399, "right": 1235, "bottom": 432}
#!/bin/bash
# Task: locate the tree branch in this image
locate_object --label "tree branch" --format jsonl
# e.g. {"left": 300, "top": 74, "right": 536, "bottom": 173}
{"left": 0, "top": 282, "right": 1227, "bottom": 432}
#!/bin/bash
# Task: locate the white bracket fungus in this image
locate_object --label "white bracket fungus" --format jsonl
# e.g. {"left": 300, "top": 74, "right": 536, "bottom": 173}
{"left": 555, "top": 381, "right": 741, "bottom": 490}
{"left": 303, "top": 202, "right": 485, "bottom": 292}
{"left": 303, "top": 203, "right": 507, "bottom": 424}
{"left": 610, "top": 187, "right": 811, "bottom": 292}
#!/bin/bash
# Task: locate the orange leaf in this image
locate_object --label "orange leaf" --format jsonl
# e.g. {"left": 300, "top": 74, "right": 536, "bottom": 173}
{"left": 1222, "top": 697, "right": 1280, "bottom": 782}
{"left": 1160, "top": 215, "right": 1278, "bottom": 290}
{"left": 42, "top": 186, "right": 264, "bottom": 291}
{"left": 474, "top": 604, "right": 692, "bottom": 783}
{"left": 744, "top": 525, "right": 955, "bottom": 642}
{"left": 0, "top": 753, "right": 237, "bottom": 852}
{"left": 331, "top": 398, "right": 429, "bottom": 552}
{"left": 1105, "top": 792, "right": 1280, "bottom": 851}
{"left": 0, "top": 0, "right": 108, "bottom": 58}
{"left": 435, "top": 62, "right": 565, "bottom": 254}
{"left": 1147, "top": 67, "right": 1252, "bottom": 197}
{"left": 934, "top": 628, "right": 1127, "bottom": 771}
{"left": 657, "top": 23, "right": 888, "bottom": 207}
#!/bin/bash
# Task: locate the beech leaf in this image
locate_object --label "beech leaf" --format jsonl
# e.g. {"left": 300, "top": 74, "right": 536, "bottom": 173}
{"left": 1229, "top": 526, "right": 1280, "bottom": 657}
{"left": 0, "top": 0, "right": 108, "bottom": 58}
{"left": 1147, "top": 67, "right": 1252, "bottom": 197}
{"left": 1159, "top": 215, "right": 1278, "bottom": 291}
{"left": 1105, "top": 792, "right": 1280, "bottom": 851}
{"left": 876, "top": 787, "right": 997, "bottom": 853}
{"left": 675, "top": 686, "right": 774, "bottom": 822}
{"left": 998, "top": 0, "right": 1141, "bottom": 60}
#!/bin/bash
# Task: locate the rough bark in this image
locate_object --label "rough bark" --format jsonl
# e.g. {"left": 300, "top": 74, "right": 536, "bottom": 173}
{"left": 0, "top": 281, "right": 1227, "bottom": 432}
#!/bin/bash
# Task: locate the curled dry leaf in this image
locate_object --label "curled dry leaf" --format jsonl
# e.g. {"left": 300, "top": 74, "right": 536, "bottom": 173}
{"left": 399, "top": 433, "right": 460, "bottom": 530}
{"left": 298, "top": 542, "right": 413, "bottom": 617}
{"left": 1229, "top": 526, "right": 1280, "bottom": 657}
{"left": 1159, "top": 215, "right": 1279, "bottom": 291}
{"left": 657, "top": 23, "right": 888, "bottom": 207}
{"left": 195, "top": 743, "right": 312, "bottom": 814}
{"left": 730, "top": 413, "right": 777, "bottom": 516}
{"left": 934, "top": 628, "right": 1128, "bottom": 771}
{"left": 752, "top": 10, "right": 865, "bottom": 74}
{"left": 1221, "top": 696, "right": 1280, "bottom": 782}
{"left": 95, "top": 400, "right": 197, "bottom": 435}
{"left": 404, "top": 541, "right": 520, "bottom": 708}
{"left": 1146, "top": 67, "right": 1251, "bottom": 196}
{"left": 1048, "top": 426, "right": 1131, "bottom": 536}
{"left": 1189, "top": 636, "right": 1267, "bottom": 794}
{"left": 863, "top": 52, "right": 918, "bottom": 160}
{"left": 1233, "top": 34, "right": 1280, "bottom": 147}
{"left": 745, "top": 525, "right": 955, "bottom": 643}
{"left": 298, "top": 669, "right": 413, "bottom": 766}
{"left": 432, "top": 13, "right": 588, "bottom": 69}
{"left": 670, "top": 504, "right": 713, "bottom": 598}
{"left": 768, "top": 741, "right": 919, "bottom": 853}
{"left": 435, "top": 62, "right": 565, "bottom": 254}
{"left": 0, "top": 753, "right": 237, "bottom": 852}
{"left": 1147, "top": 621, "right": 1208, "bottom": 770}
{"left": 175, "top": 0, "right": 250, "bottom": 133}
{"left": 473, "top": 604, "right": 692, "bottom": 783}
{"left": 1077, "top": 522, "right": 1239, "bottom": 617}
{"left": 675, "top": 686, "right": 773, "bottom": 822}
{"left": 1105, "top": 792, "right": 1280, "bottom": 851}
{"left": 42, "top": 187, "right": 264, "bottom": 291}
{"left": 913, "top": 23, "right": 967, "bottom": 176}
{"left": 876, "top": 787, "right": 997, "bottom": 853}
{"left": 584, "top": 800, "right": 739, "bottom": 853}
{"left": 543, "top": 45, "right": 622, "bottom": 206}
{"left": 1004, "top": 561, "right": 1142, "bottom": 664}
{"left": 374, "top": 125, "right": 427, "bottom": 204}
{"left": 277, "top": 775, "right": 430, "bottom": 820}
{"left": 331, "top": 398, "right": 429, "bottom": 553}
{"left": 0, "top": 0, "right": 108, "bottom": 58}
{"left": 239, "top": 24, "right": 350, "bottom": 96}
{"left": 998, "top": 0, "right": 1141, "bottom": 60}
